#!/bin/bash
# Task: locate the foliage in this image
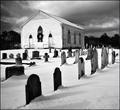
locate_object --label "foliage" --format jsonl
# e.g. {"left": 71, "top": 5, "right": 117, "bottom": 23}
{"left": 85, "top": 33, "right": 120, "bottom": 49}
{"left": 0, "top": 31, "right": 21, "bottom": 50}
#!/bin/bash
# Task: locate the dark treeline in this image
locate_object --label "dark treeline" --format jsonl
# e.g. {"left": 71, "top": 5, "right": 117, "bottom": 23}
{"left": 85, "top": 33, "right": 120, "bottom": 49}
{"left": 0, "top": 31, "right": 21, "bottom": 50}
{"left": 0, "top": 31, "right": 120, "bottom": 50}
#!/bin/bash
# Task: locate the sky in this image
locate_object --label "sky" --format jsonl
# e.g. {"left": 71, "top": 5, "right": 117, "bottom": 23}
{"left": 0, "top": 0, "right": 119, "bottom": 37}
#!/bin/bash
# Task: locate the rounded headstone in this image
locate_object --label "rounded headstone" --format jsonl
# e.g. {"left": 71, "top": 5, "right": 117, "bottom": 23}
{"left": 74, "top": 50, "right": 79, "bottom": 63}
{"left": 53, "top": 67, "right": 62, "bottom": 91}
{"left": 25, "top": 74, "right": 42, "bottom": 104}
{"left": 15, "top": 53, "right": 22, "bottom": 65}
{"left": 78, "top": 57, "right": 85, "bottom": 79}
{"left": 53, "top": 49, "right": 58, "bottom": 58}
{"left": 91, "top": 48, "right": 98, "bottom": 74}
{"left": 61, "top": 51, "right": 66, "bottom": 65}
{"left": 112, "top": 51, "right": 115, "bottom": 64}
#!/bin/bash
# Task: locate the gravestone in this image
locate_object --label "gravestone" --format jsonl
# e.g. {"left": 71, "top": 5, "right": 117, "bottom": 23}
{"left": 112, "top": 51, "right": 115, "bottom": 64}
{"left": 53, "top": 67, "right": 62, "bottom": 91}
{"left": 2, "top": 53, "right": 7, "bottom": 59}
{"left": 74, "top": 50, "right": 79, "bottom": 63}
{"left": 78, "top": 57, "right": 85, "bottom": 79}
{"left": 67, "top": 48, "right": 72, "bottom": 58}
{"left": 32, "top": 51, "right": 39, "bottom": 59}
{"left": 53, "top": 49, "right": 58, "bottom": 58}
{"left": 44, "top": 53, "right": 49, "bottom": 62}
{"left": 9, "top": 53, "right": 14, "bottom": 59}
{"left": 94, "top": 48, "right": 98, "bottom": 70}
{"left": 105, "top": 47, "right": 108, "bottom": 66}
{"left": 5, "top": 66, "right": 24, "bottom": 79}
{"left": 25, "top": 74, "right": 42, "bottom": 104}
{"left": 23, "top": 49, "right": 28, "bottom": 60}
{"left": 61, "top": 51, "right": 66, "bottom": 65}
{"left": 91, "top": 48, "right": 98, "bottom": 74}
{"left": 15, "top": 53, "right": 22, "bottom": 65}
{"left": 86, "top": 47, "right": 93, "bottom": 60}
{"left": 73, "top": 51, "right": 75, "bottom": 57}
{"left": 101, "top": 47, "right": 108, "bottom": 69}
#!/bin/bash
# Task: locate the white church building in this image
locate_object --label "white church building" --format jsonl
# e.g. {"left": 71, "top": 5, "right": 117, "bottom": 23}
{"left": 21, "top": 10, "right": 85, "bottom": 49}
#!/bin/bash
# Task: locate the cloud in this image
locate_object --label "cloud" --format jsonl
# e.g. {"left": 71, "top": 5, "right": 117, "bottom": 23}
{"left": 16, "top": 16, "right": 28, "bottom": 24}
{"left": 85, "top": 17, "right": 119, "bottom": 29}
{"left": 0, "top": 1, "right": 119, "bottom": 36}
{"left": 1, "top": 16, "right": 28, "bottom": 25}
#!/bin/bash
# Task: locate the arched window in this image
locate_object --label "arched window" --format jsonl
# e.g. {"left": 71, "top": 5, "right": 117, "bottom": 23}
{"left": 74, "top": 32, "right": 76, "bottom": 44}
{"left": 37, "top": 26, "right": 43, "bottom": 42}
{"left": 79, "top": 33, "right": 81, "bottom": 44}
{"left": 67, "top": 30, "right": 71, "bottom": 44}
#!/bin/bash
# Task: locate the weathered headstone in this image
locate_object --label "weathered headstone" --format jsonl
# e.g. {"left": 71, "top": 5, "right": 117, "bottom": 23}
{"left": 44, "top": 53, "right": 49, "bottom": 62}
{"left": 67, "top": 48, "right": 72, "bottom": 58}
{"left": 101, "top": 46, "right": 105, "bottom": 69}
{"left": 86, "top": 47, "right": 93, "bottom": 60}
{"left": 9, "top": 53, "right": 14, "bottom": 59}
{"left": 23, "top": 49, "right": 28, "bottom": 60}
{"left": 94, "top": 48, "right": 98, "bottom": 70}
{"left": 112, "top": 51, "right": 115, "bottom": 64}
{"left": 5, "top": 66, "right": 24, "bottom": 79}
{"left": 25, "top": 74, "right": 42, "bottom": 104}
{"left": 78, "top": 57, "right": 85, "bottom": 79}
{"left": 2, "top": 53, "right": 7, "bottom": 59}
{"left": 91, "top": 48, "right": 98, "bottom": 74}
{"left": 61, "top": 51, "right": 66, "bottom": 65}
{"left": 53, "top": 67, "right": 62, "bottom": 91}
{"left": 53, "top": 49, "right": 58, "bottom": 57}
{"left": 73, "top": 51, "right": 76, "bottom": 57}
{"left": 74, "top": 50, "right": 79, "bottom": 63}
{"left": 101, "top": 47, "right": 108, "bottom": 69}
{"left": 32, "top": 51, "right": 39, "bottom": 59}
{"left": 105, "top": 47, "right": 108, "bottom": 66}
{"left": 15, "top": 53, "right": 22, "bottom": 65}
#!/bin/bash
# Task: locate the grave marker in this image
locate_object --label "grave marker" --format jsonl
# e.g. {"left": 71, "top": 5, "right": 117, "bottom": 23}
{"left": 101, "top": 47, "right": 108, "bottom": 69}
{"left": 112, "top": 51, "right": 115, "bottom": 64}
{"left": 78, "top": 57, "right": 85, "bottom": 79}
{"left": 91, "top": 48, "right": 98, "bottom": 74}
{"left": 53, "top": 49, "right": 58, "bottom": 57}
{"left": 44, "top": 53, "right": 49, "bottom": 62}
{"left": 67, "top": 48, "right": 72, "bottom": 58}
{"left": 15, "top": 53, "right": 22, "bottom": 65}
{"left": 9, "top": 53, "right": 14, "bottom": 59}
{"left": 5, "top": 66, "right": 24, "bottom": 79}
{"left": 61, "top": 51, "right": 66, "bottom": 65}
{"left": 86, "top": 47, "right": 93, "bottom": 60}
{"left": 74, "top": 50, "right": 79, "bottom": 63}
{"left": 25, "top": 74, "right": 42, "bottom": 104}
{"left": 32, "top": 51, "right": 39, "bottom": 59}
{"left": 53, "top": 67, "right": 62, "bottom": 91}
{"left": 23, "top": 49, "right": 28, "bottom": 60}
{"left": 2, "top": 53, "right": 7, "bottom": 59}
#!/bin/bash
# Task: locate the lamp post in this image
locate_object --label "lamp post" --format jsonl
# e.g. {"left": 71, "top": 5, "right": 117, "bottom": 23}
{"left": 48, "top": 33, "right": 52, "bottom": 53}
